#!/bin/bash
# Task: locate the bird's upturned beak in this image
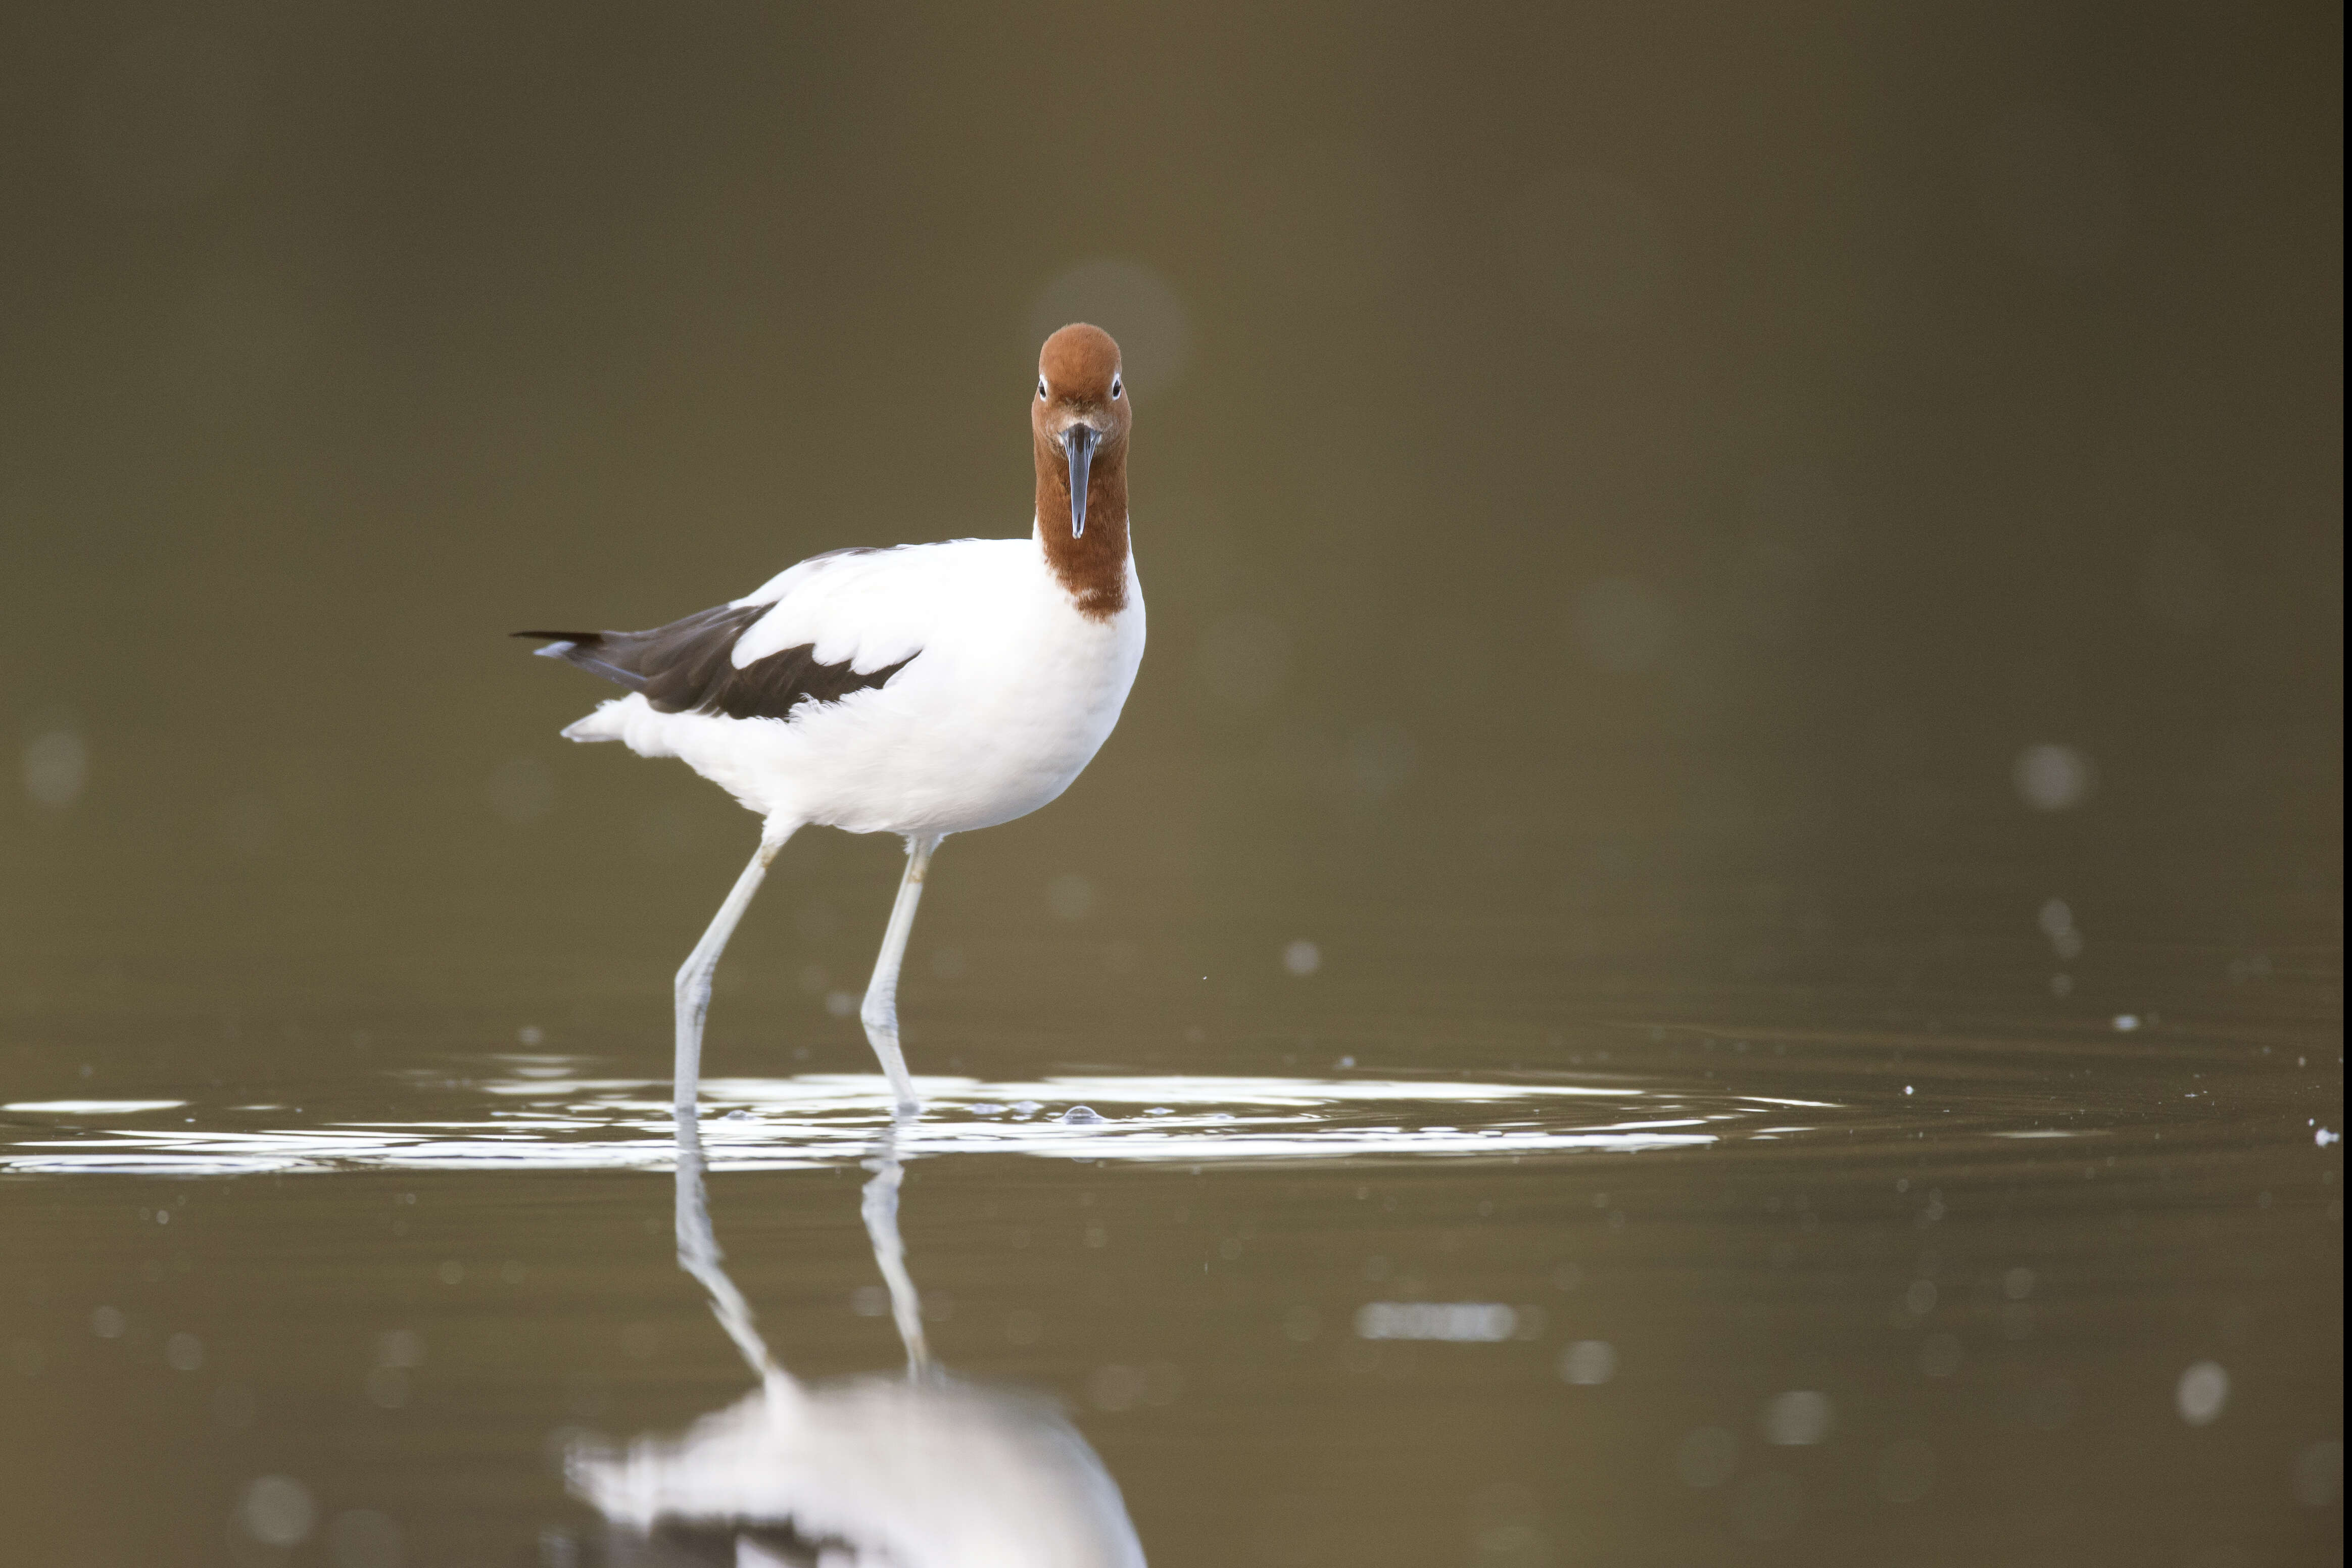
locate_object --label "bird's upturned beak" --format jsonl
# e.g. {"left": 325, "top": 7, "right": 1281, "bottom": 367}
{"left": 1062, "top": 424, "right": 1100, "bottom": 538}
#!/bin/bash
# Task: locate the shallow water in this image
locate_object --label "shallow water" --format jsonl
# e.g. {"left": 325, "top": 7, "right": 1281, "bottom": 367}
{"left": 2, "top": 829, "right": 2340, "bottom": 1565}
{"left": 2, "top": 3, "right": 2343, "bottom": 1561}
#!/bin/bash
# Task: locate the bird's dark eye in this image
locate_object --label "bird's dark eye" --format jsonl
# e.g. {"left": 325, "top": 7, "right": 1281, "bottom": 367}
{"left": 1110, "top": 375, "right": 1123, "bottom": 400}
{"left": 1037, "top": 376, "right": 1048, "bottom": 400}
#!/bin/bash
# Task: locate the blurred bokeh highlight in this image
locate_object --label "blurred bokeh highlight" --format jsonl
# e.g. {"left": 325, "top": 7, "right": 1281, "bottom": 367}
{"left": 0, "top": 3, "right": 2340, "bottom": 1564}
{"left": 4, "top": 1, "right": 2337, "bottom": 992}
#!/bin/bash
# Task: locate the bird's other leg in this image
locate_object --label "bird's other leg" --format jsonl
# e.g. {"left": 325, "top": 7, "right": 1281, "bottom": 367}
{"left": 860, "top": 834, "right": 940, "bottom": 1119}
{"left": 673, "top": 821, "right": 798, "bottom": 1116}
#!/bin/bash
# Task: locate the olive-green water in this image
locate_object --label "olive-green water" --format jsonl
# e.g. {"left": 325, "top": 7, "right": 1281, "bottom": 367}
{"left": 1, "top": 3, "right": 2340, "bottom": 1564}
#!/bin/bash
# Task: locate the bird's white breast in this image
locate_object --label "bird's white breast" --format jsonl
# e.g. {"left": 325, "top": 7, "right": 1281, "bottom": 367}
{"left": 571, "top": 535, "right": 1143, "bottom": 838}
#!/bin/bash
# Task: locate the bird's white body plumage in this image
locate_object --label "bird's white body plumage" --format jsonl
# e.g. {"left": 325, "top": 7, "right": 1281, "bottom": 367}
{"left": 575, "top": 1377, "right": 1147, "bottom": 1568}
{"left": 561, "top": 526, "right": 1144, "bottom": 838}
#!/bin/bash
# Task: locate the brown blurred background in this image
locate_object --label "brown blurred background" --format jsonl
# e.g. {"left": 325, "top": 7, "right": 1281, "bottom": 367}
{"left": 1, "top": 0, "right": 2340, "bottom": 1044}
{"left": 0, "top": 10, "right": 2342, "bottom": 1563}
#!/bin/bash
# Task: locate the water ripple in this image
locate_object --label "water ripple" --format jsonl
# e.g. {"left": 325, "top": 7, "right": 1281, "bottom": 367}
{"left": 0, "top": 1071, "right": 1818, "bottom": 1175}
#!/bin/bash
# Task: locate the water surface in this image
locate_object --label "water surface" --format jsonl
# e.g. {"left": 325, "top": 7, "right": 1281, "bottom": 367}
{"left": 2, "top": 850, "right": 2339, "bottom": 1564}
{"left": 1, "top": 2, "right": 2341, "bottom": 1561}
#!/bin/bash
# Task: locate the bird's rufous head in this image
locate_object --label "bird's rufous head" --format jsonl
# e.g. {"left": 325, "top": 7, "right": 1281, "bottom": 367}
{"left": 1032, "top": 324, "right": 1128, "bottom": 539}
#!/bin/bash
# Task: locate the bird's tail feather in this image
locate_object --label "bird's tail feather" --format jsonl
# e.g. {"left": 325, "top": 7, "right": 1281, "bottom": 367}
{"left": 512, "top": 630, "right": 652, "bottom": 695}
{"left": 559, "top": 706, "right": 631, "bottom": 744}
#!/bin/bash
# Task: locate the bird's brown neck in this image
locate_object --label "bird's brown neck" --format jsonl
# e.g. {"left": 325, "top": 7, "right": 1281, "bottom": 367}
{"left": 1035, "top": 435, "right": 1130, "bottom": 620}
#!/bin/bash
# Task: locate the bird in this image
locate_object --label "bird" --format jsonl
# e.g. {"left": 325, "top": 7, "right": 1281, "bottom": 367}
{"left": 518, "top": 324, "right": 1145, "bottom": 1119}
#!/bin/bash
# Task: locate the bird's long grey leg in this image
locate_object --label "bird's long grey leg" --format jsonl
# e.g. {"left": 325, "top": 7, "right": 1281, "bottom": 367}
{"left": 860, "top": 835, "right": 941, "bottom": 1119}
{"left": 859, "top": 1123, "right": 933, "bottom": 1379}
{"left": 672, "top": 1108, "right": 793, "bottom": 1394}
{"left": 674, "top": 822, "right": 797, "bottom": 1116}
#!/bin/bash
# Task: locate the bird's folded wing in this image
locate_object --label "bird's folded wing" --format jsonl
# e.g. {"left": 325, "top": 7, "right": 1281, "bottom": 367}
{"left": 524, "top": 539, "right": 1004, "bottom": 723}
{"left": 730, "top": 540, "right": 995, "bottom": 674}
{"left": 521, "top": 600, "right": 914, "bottom": 722}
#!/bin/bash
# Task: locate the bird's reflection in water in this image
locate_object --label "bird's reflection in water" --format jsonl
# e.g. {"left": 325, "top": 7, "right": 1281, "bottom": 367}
{"left": 570, "top": 1112, "right": 1147, "bottom": 1567}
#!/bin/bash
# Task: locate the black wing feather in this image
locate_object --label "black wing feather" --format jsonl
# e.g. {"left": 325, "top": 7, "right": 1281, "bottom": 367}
{"left": 515, "top": 601, "right": 914, "bottom": 721}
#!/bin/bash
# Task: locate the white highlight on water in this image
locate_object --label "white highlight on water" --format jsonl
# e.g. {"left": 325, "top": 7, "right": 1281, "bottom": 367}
{"left": 1355, "top": 1302, "right": 1519, "bottom": 1342}
{"left": 1, "top": 1071, "right": 1792, "bottom": 1176}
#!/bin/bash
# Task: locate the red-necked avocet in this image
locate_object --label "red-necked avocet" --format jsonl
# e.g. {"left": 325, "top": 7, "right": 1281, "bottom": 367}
{"left": 519, "top": 324, "right": 1144, "bottom": 1118}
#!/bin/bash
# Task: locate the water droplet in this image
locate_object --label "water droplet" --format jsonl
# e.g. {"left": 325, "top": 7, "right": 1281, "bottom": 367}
{"left": 2013, "top": 743, "right": 2096, "bottom": 811}
{"left": 22, "top": 731, "right": 89, "bottom": 809}
{"left": 2176, "top": 1361, "right": 2229, "bottom": 1425}
{"left": 1762, "top": 1390, "right": 1834, "bottom": 1445}
{"left": 239, "top": 1475, "right": 317, "bottom": 1546}
{"left": 1559, "top": 1339, "right": 1618, "bottom": 1385}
